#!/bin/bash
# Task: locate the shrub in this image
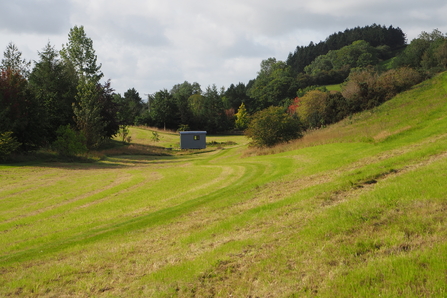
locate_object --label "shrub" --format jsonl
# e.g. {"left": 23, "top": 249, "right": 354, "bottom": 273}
{"left": 342, "top": 67, "right": 422, "bottom": 112}
{"left": 0, "top": 131, "right": 21, "bottom": 161}
{"left": 245, "top": 106, "right": 303, "bottom": 147}
{"left": 118, "top": 125, "right": 130, "bottom": 143}
{"left": 52, "top": 125, "right": 87, "bottom": 157}
{"left": 151, "top": 131, "right": 160, "bottom": 142}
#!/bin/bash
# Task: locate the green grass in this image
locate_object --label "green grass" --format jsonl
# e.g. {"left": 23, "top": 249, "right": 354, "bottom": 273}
{"left": 324, "top": 83, "right": 342, "bottom": 92}
{"left": 1, "top": 72, "right": 447, "bottom": 297}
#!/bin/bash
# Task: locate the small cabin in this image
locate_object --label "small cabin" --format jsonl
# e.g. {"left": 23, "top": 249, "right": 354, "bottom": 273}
{"left": 180, "top": 131, "right": 207, "bottom": 149}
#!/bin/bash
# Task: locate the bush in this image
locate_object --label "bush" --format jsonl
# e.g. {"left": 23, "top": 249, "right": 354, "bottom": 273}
{"left": 246, "top": 106, "right": 303, "bottom": 147}
{"left": 342, "top": 67, "right": 423, "bottom": 112}
{"left": 0, "top": 132, "right": 21, "bottom": 161}
{"left": 118, "top": 125, "right": 130, "bottom": 143}
{"left": 52, "top": 125, "right": 87, "bottom": 157}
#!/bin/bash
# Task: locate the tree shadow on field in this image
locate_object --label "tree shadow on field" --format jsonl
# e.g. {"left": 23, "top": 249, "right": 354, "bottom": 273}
{"left": 1, "top": 142, "right": 208, "bottom": 170}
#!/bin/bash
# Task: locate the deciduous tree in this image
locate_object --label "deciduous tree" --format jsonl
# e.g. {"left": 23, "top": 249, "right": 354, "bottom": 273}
{"left": 73, "top": 76, "right": 105, "bottom": 149}
{"left": 296, "top": 90, "right": 328, "bottom": 128}
{"left": 235, "top": 103, "right": 249, "bottom": 130}
{"left": 149, "top": 89, "right": 178, "bottom": 130}
{"left": 246, "top": 106, "right": 302, "bottom": 147}
{"left": 61, "top": 25, "right": 103, "bottom": 82}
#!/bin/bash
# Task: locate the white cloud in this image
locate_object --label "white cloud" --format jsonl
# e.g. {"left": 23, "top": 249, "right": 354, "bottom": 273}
{"left": 0, "top": 0, "right": 446, "bottom": 95}
{"left": 0, "top": 0, "right": 72, "bottom": 35}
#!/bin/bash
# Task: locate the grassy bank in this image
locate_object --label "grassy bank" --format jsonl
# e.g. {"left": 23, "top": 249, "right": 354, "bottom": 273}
{"left": 1, "top": 72, "right": 447, "bottom": 297}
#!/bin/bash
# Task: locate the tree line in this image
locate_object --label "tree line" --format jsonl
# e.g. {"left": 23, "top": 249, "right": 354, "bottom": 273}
{"left": 0, "top": 25, "right": 119, "bottom": 157}
{"left": 1, "top": 25, "right": 447, "bottom": 158}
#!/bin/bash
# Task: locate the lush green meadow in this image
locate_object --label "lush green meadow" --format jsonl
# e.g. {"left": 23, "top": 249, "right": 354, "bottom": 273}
{"left": 1, "top": 72, "right": 447, "bottom": 297}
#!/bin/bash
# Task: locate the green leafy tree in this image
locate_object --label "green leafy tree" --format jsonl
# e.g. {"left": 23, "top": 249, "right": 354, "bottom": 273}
{"left": 149, "top": 89, "right": 178, "bottom": 130}
{"left": 61, "top": 26, "right": 118, "bottom": 148}
{"left": 61, "top": 25, "right": 103, "bottom": 82}
{"left": 246, "top": 106, "right": 303, "bottom": 147}
{"left": 188, "top": 93, "right": 207, "bottom": 129}
{"left": 170, "top": 81, "right": 201, "bottom": 126}
{"left": 73, "top": 76, "right": 105, "bottom": 149}
{"left": 235, "top": 103, "right": 250, "bottom": 130}
{"left": 114, "top": 88, "right": 143, "bottom": 126}
{"left": 123, "top": 88, "right": 143, "bottom": 124}
{"left": 296, "top": 90, "right": 328, "bottom": 128}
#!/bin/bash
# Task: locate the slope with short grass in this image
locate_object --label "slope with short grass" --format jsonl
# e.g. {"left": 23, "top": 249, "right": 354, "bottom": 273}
{"left": 1, "top": 72, "right": 447, "bottom": 297}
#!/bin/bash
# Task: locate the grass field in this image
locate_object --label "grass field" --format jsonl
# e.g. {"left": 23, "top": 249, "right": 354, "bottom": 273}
{"left": 1, "top": 72, "right": 447, "bottom": 297}
{"left": 323, "top": 84, "right": 342, "bottom": 92}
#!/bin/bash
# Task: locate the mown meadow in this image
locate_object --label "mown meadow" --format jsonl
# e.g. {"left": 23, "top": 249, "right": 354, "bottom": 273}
{"left": 1, "top": 72, "right": 447, "bottom": 297}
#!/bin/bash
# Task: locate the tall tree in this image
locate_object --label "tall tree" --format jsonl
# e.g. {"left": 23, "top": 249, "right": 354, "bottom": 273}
{"left": 202, "top": 85, "right": 229, "bottom": 132}
{"left": 113, "top": 88, "right": 143, "bottom": 126}
{"left": 97, "top": 80, "right": 119, "bottom": 139}
{"left": 149, "top": 89, "right": 178, "bottom": 130}
{"left": 61, "top": 25, "right": 103, "bottom": 82}
{"left": 73, "top": 76, "right": 105, "bottom": 149}
{"left": 28, "top": 42, "right": 78, "bottom": 142}
{"left": 1, "top": 42, "right": 31, "bottom": 77}
{"left": 170, "top": 81, "right": 201, "bottom": 126}
{"left": 124, "top": 88, "right": 143, "bottom": 124}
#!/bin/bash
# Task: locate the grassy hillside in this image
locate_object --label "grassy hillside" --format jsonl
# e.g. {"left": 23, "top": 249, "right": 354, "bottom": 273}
{"left": 1, "top": 72, "right": 447, "bottom": 297}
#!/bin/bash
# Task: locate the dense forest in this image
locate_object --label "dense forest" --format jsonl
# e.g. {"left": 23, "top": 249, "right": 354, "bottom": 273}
{"left": 1, "top": 24, "right": 447, "bottom": 157}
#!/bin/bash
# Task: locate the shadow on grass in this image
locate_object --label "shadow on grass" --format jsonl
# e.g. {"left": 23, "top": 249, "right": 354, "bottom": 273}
{"left": 1, "top": 141, "right": 217, "bottom": 170}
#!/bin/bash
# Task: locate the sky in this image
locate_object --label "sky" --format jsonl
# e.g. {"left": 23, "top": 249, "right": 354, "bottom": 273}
{"left": 1, "top": 0, "right": 446, "bottom": 97}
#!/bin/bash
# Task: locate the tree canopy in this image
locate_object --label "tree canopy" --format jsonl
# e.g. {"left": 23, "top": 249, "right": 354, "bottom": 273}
{"left": 246, "top": 106, "right": 303, "bottom": 147}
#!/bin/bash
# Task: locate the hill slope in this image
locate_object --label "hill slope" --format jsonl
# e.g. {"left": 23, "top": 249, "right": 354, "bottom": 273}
{"left": 1, "top": 72, "right": 447, "bottom": 297}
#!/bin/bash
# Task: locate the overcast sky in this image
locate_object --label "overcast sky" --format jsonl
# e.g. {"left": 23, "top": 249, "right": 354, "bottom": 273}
{"left": 1, "top": 0, "right": 446, "bottom": 97}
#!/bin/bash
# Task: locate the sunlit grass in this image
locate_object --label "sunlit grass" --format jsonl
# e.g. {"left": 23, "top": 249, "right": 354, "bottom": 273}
{"left": 1, "top": 72, "right": 447, "bottom": 297}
